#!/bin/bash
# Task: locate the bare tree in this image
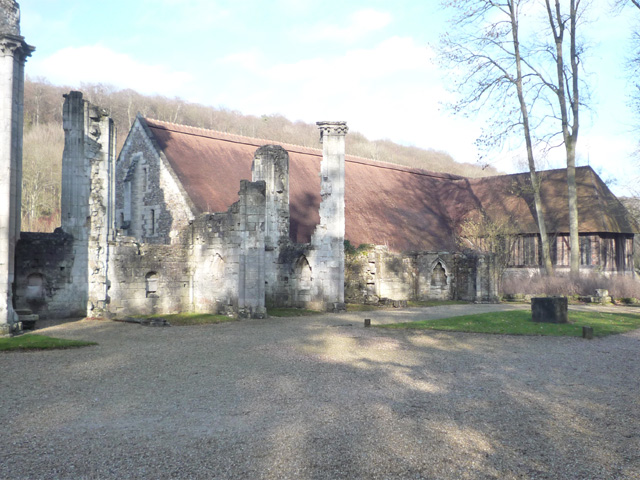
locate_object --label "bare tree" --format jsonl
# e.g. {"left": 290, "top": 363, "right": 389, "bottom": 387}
{"left": 439, "top": 0, "right": 555, "bottom": 275}
{"left": 540, "top": 0, "right": 586, "bottom": 275}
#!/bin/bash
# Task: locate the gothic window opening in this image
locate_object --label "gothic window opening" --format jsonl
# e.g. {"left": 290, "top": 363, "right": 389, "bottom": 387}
{"left": 212, "top": 254, "right": 225, "bottom": 278}
{"left": 431, "top": 262, "right": 447, "bottom": 287}
{"left": 296, "top": 256, "right": 312, "bottom": 290}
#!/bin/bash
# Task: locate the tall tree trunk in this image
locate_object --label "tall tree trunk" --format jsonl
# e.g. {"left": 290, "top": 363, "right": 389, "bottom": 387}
{"left": 510, "top": 1, "right": 554, "bottom": 275}
{"left": 545, "top": 0, "right": 581, "bottom": 276}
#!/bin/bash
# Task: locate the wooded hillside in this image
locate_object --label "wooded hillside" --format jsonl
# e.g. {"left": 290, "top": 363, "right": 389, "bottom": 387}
{"left": 22, "top": 76, "right": 499, "bottom": 231}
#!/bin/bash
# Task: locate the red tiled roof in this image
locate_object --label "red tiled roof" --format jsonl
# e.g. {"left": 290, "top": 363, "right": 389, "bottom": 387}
{"left": 460, "top": 167, "right": 639, "bottom": 235}
{"left": 141, "top": 118, "right": 638, "bottom": 252}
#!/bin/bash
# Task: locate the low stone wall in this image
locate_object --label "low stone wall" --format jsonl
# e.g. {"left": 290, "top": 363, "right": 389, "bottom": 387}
{"left": 344, "top": 246, "right": 496, "bottom": 304}
{"left": 107, "top": 239, "right": 190, "bottom": 317}
{"left": 14, "top": 231, "right": 85, "bottom": 318}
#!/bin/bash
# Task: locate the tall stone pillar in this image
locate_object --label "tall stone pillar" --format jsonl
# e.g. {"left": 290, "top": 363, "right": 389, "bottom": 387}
{"left": 0, "top": 0, "right": 34, "bottom": 335}
{"left": 311, "top": 121, "right": 348, "bottom": 310}
{"left": 251, "top": 145, "right": 290, "bottom": 304}
{"left": 61, "top": 91, "right": 116, "bottom": 318}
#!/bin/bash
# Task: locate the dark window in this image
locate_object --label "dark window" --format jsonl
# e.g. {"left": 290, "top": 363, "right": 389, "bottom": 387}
{"left": 580, "top": 236, "right": 592, "bottom": 266}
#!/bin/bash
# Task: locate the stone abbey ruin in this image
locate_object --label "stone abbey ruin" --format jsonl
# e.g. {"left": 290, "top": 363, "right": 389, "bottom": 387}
{"left": 1, "top": 0, "right": 637, "bottom": 334}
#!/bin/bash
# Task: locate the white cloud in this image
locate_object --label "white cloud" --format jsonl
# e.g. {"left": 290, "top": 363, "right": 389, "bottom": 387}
{"left": 219, "top": 50, "right": 263, "bottom": 72}
{"left": 260, "top": 36, "right": 434, "bottom": 83}
{"left": 29, "top": 45, "right": 193, "bottom": 96}
{"left": 301, "top": 8, "right": 392, "bottom": 43}
{"left": 138, "top": 0, "right": 231, "bottom": 32}
{"left": 206, "top": 36, "right": 481, "bottom": 162}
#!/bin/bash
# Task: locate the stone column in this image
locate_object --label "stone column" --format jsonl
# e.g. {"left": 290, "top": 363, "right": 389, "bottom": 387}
{"left": 251, "top": 145, "right": 290, "bottom": 304}
{"left": 0, "top": 0, "right": 34, "bottom": 334}
{"left": 311, "top": 121, "right": 348, "bottom": 310}
{"left": 236, "top": 180, "right": 266, "bottom": 318}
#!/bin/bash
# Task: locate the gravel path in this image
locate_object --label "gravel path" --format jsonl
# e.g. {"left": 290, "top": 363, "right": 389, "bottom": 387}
{"left": 1, "top": 304, "right": 639, "bottom": 479}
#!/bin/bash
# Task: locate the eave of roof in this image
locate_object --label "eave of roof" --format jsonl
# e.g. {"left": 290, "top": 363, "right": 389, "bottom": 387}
{"left": 141, "top": 118, "right": 639, "bottom": 253}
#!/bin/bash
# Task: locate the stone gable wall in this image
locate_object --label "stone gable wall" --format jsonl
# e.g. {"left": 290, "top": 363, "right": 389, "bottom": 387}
{"left": 116, "top": 120, "right": 193, "bottom": 245}
{"left": 107, "top": 179, "right": 267, "bottom": 317}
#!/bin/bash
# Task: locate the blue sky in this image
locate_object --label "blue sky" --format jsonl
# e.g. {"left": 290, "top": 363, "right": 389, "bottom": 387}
{"left": 20, "top": 0, "right": 639, "bottom": 196}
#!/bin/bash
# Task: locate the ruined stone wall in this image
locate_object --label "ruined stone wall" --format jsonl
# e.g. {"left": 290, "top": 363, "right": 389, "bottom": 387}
{"left": 60, "top": 92, "right": 116, "bottom": 318}
{"left": 14, "top": 231, "right": 84, "bottom": 318}
{"left": 116, "top": 119, "right": 194, "bottom": 245}
{"left": 251, "top": 145, "right": 291, "bottom": 307}
{"left": 344, "top": 246, "right": 496, "bottom": 303}
{"left": 345, "top": 247, "right": 456, "bottom": 303}
{"left": 187, "top": 180, "right": 267, "bottom": 317}
{"left": 107, "top": 179, "right": 267, "bottom": 318}
{"left": 107, "top": 238, "right": 190, "bottom": 317}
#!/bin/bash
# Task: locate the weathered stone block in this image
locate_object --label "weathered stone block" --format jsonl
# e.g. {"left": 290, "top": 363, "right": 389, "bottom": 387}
{"left": 531, "top": 296, "right": 568, "bottom": 324}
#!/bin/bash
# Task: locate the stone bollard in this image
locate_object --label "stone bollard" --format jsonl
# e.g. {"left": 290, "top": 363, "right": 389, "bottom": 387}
{"left": 582, "top": 326, "right": 594, "bottom": 340}
{"left": 364, "top": 318, "right": 371, "bottom": 327}
{"left": 531, "top": 296, "right": 568, "bottom": 323}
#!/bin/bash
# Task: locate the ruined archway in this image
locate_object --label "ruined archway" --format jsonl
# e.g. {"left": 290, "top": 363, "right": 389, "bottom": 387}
{"left": 293, "top": 255, "right": 313, "bottom": 306}
{"left": 429, "top": 259, "right": 451, "bottom": 300}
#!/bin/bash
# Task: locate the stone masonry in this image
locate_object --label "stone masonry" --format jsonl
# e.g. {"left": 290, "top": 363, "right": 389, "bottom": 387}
{"left": 309, "top": 121, "right": 348, "bottom": 311}
{"left": 61, "top": 92, "right": 116, "bottom": 318}
{"left": 12, "top": 91, "right": 500, "bottom": 320}
{"left": 0, "top": 0, "right": 32, "bottom": 334}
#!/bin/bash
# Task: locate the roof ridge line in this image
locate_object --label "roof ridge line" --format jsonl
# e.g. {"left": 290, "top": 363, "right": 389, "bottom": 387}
{"left": 145, "top": 117, "right": 468, "bottom": 180}
{"left": 144, "top": 117, "right": 323, "bottom": 155}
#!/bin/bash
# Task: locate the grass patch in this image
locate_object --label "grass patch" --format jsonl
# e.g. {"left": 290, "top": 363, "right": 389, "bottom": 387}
{"left": 379, "top": 309, "right": 640, "bottom": 337}
{"left": 0, "top": 334, "right": 96, "bottom": 352}
{"left": 267, "top": 308, "right": 321, "bottom": 317}
{"left": 140, "top": 313, "right": 236, "bottom": 326}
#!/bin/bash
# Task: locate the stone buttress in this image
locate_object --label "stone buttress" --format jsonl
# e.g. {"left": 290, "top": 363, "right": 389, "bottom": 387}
{"left": 61, "top": 91, "right": 116, "bottom": 317}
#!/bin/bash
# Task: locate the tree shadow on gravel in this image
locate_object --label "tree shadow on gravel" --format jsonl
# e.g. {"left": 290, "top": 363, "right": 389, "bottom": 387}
{"left": 1, "top": 318, "right": 639, "bottom": 479}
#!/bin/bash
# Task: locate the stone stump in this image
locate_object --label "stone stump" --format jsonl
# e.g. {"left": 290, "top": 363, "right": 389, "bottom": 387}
{"left": 531, "top": 296, "right": 568, "bottom": 324}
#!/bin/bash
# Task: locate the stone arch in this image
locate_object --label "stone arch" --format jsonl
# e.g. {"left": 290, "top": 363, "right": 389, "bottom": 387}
{"left": 293, "top": 255, "right": 313, "bottom": 307}
{"left": 212, "top": 253, "right": 225, "bottom": 279}
{"left": 295, "top": 255, "right": 312, "bottom": 289}
{"left": 428, "top": 258, "right": 451, "bottom": 300}
{"left": 431, "top": 260, "right": 448, "bottom": 287}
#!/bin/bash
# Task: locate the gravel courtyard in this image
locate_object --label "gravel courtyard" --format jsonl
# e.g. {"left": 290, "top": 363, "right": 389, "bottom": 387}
{"left": 1, "top": 304, "right": 639, "bottom": 479}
